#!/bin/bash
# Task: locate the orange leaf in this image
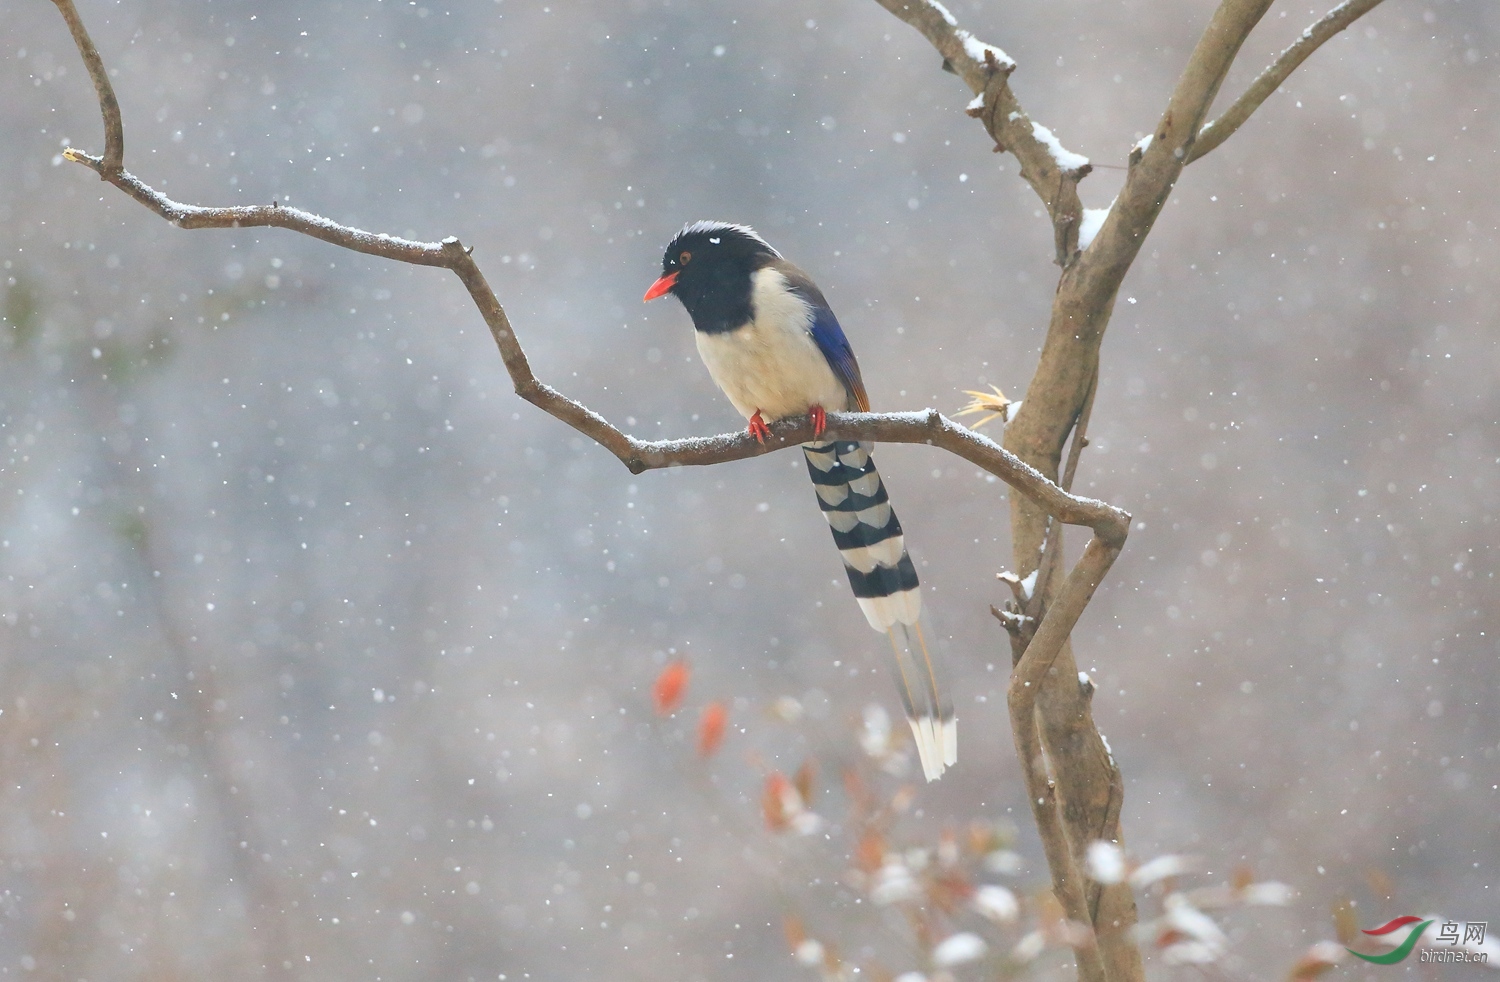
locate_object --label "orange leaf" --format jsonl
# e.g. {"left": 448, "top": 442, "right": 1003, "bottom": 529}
{"left": 966, "top": 821, "right": 996, "bottom": 856}
{"left": 929, "top": 871, "right": 975, "bottom": 913}
{"left": 793, "top": 759, "right": 816, "bottom": 806}
{"left": 697, "top": 701, "right": 728, "bottom": 757}
{"left": 843, "top": 767, "right": 872, "bottom": 817}
{"left": 783, "top": 915, "right": 806, "bottom": 952}
{"left": 1330, "top": 897, "right": 1358, "bottom": 946}
{"left": 652, "top": 660, "right": 689, "bottom": 715}
{"left": 1287, "top": 942, "right": 1344, "bottom": 981}
{"left": 763, "top": 772, "right": 792, "bottom": 832}
{"left": 1154, "top": 927, "right": 1188, "bottom": 949}
{"left": 854, "top": 830, "right": 886, "bottom": 875}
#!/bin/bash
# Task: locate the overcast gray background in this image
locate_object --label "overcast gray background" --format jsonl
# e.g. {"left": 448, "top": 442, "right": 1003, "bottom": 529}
{"left": 1, "top": 0, "right": 1496, "bottom": 979}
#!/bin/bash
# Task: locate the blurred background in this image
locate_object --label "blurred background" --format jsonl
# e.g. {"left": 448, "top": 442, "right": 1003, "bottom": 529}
{"left": 1, "top": 0, "right": 1496, "bottom": 978}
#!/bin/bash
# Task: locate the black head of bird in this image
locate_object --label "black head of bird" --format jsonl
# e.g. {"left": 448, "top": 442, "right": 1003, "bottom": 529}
{"left": 643, "top": 221, "right": 782, "bottom": 335}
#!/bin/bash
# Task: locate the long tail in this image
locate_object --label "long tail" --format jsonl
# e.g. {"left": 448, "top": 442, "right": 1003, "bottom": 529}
{"left": 803, "top": 440, "right": 957, "bottom": 781}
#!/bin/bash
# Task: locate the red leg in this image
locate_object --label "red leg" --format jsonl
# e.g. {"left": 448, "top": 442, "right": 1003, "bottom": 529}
{"left": 747, "top": 410, "right": 771, "bottom": 444}
{"left": 809, "top": 405, "right": 826, "bottom": 437}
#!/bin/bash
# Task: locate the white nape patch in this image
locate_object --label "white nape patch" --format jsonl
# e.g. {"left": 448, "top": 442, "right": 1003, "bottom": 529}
{"left": 856, "top": 587, "right": 921, "bottom": 631}
{"left": 709, "top": 237, "right": 720, "bottom": 244}
{"left": 848, "top": 471, "right": 881, "bottom": 498}
{"left": 694, "top": 268, "right": 850, "bottom": 422}
{"left": 838, "top": 535, "right": 906, "bottom": 574}
{"left": 815, "top": 483, "right": 849, "bottom": 507}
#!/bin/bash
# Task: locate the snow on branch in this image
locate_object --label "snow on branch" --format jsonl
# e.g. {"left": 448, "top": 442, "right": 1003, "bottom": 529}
{"left": 874, "top": 0, "right": 1091, "bottom": 266}
{"left": 47, "top": 0, "right": 1127, "bottom": 548}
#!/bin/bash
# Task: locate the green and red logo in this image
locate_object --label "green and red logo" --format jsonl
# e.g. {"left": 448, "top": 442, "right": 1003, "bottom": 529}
{"left": 1348, "top": 916, "right": 1433, "bottom": 964}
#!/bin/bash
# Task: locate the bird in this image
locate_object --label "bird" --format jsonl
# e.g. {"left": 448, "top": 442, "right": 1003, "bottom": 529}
{"left": 643, "top": 221, "right": 956, "bottom": 781}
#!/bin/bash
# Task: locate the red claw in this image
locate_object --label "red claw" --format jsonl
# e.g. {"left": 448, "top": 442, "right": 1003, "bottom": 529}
{"left": 809, "top": 405, "right": 826, "bottom": 437}
{"left": 747, "top": 410, "right": 772, "bottom": 444}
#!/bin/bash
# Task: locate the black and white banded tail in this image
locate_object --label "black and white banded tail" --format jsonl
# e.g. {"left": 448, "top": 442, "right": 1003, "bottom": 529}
{"left": 803, "top": 440, "right": 956, "bottom": 781}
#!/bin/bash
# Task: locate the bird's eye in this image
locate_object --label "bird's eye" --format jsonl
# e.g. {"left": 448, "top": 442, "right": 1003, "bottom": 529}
{"left": 678, "top": 251, "right": 692, "bottom": 266}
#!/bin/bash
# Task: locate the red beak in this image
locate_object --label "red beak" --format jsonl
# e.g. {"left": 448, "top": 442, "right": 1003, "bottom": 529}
{"left": 643, "top": 270, "right": 678, "bottom": 302}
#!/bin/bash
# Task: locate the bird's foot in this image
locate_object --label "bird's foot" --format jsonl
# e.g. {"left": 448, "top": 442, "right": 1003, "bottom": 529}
{"left": 809, "top": 405, "right": 827, "bottom": 437}
{"left": 747, "top": 410, "right": 772, "bottom": 444}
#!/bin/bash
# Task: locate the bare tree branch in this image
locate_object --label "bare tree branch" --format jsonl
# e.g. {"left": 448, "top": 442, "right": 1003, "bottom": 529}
{"left": 51, "top": 1, "right": 1127, "bottom": 551}
{"left": 1060, "top": 368, "right": 1099, "bottom": 496}
{"left": 873, "top": 0, "right": 1093, "bottom": 266}
{"left": 1008, "top": 534, "right": 1122, "bottom": 969}
{"left": 875, "top": 2, "right": 1343, "bottom": 981}
{"left": 1088, "top": 0, "right": 1273, "bottom": 283}
{"left": 1005, "top": 9, "right": 1273, "bottom": 982}
{"left": 1186, "top": 0, "right": 1389, "bottom": 163}
{"left": 49, "top": 0, "right": 121, "bottom": 172}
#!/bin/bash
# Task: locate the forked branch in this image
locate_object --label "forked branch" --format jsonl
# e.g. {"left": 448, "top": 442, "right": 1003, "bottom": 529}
{"left": 871, "top": 1, "right": 1383, "bottom": 981}
{"left": 1188, "top": 0, "right": 1389, "bottom": 163}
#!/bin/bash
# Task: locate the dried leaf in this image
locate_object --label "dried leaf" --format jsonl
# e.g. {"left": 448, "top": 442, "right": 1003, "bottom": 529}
{"left": 651, "top": 660, "right": 689, "bottom": 715}
{"left": 794, "top": 759, "right": 816, "bottom": 806}
{"left": 1287, "top": 941, "right": 1345, "bottom": 980}
{"left": 763, "top": 772, "right": 793, "bottom": 832}
{"left": 966, "top": 821, "right": 996, "bottom": 856}
{"left": 783, "top": 915, "right": 807, "bottom": 951}
{"left": 696, "top": 700, "right": 727, "bottom": 757}
{"left": 854, "top": 830, "right": 886, "bottom": 876}
{"left": 954, "top": 385, "right": 1015, "bottom": 430}
{"left": 1331, "top": 896, "right": 1358, "bottom": 945}
{"left": 928, "top": 871, "right": 974, "bottom": 914}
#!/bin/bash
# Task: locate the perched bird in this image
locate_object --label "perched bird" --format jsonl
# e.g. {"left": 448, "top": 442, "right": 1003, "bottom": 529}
{"left": 644, "top": 221, "right": 956, "bottom": 780}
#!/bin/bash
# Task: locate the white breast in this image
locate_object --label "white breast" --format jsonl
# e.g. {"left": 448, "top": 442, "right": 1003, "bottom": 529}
{"left": 694, "top": 267, "right": 851, "bottom": 422}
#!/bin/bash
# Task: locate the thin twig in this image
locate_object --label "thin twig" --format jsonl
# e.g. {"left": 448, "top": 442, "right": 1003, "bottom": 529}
{"left": 1187, "top": 0, "right": 1388, "bottom": 163}
{"left": 1061, "top": 367, "right": 1099, "bottom": 494}
{"left": 52, "top": 162, "right": 1127, "bottom": 545}
{"left": 49, "top": 0, "right": 122, "bottom": 172}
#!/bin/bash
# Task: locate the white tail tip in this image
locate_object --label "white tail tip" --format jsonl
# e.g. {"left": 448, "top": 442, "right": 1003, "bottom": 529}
{"left": 909, "top": 715, "right": 958, "bottom": 782}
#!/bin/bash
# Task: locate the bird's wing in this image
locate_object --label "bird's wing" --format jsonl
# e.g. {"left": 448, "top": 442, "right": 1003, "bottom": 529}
{"left": 775, "top": 261, "right": 870, "bottom": 412}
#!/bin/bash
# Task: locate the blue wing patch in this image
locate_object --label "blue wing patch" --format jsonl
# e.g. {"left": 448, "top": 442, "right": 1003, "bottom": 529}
{"left": 808, "top": 305, "right": 869, "bottom": 412}
{"left": 776, "top": 262, "right": 869, "bottom": 412}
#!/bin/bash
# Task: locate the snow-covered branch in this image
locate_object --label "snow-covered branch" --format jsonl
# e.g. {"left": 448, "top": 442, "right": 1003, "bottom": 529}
{"left": 873, "top": 0, "right": 1092, "bottom": 267}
